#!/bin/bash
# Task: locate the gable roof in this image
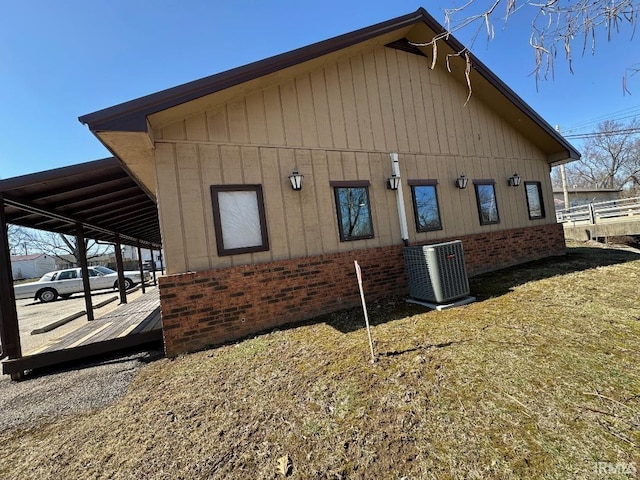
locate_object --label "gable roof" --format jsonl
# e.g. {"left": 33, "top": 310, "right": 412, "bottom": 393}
{"left": 10, "top": 254, "right": 48, "bottom": 262}
{"left": 79, "top": 7, "right": 579, "bottom": 165}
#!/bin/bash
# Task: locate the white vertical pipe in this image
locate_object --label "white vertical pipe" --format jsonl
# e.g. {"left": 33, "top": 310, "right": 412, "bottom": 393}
{"left": 390, "top": 152, "right": 409, "bottom": 244}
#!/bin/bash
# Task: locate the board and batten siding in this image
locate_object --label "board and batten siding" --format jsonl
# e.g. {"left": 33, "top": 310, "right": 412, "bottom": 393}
{"left": 153, "top": 46, "right": 555, "bottom": 275}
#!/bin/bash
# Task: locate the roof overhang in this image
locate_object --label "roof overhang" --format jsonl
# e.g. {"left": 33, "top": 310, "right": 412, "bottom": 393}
{"left": 0, "top": 158, "right": 161, "bottom": 248}
{"left": 79, "top": 7, "right": 580, "bottom": 167}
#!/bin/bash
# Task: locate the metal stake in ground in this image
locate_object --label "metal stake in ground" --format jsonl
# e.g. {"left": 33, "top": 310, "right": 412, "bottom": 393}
{"left": 354, "top": 260, "right": 375, "bottom": 363}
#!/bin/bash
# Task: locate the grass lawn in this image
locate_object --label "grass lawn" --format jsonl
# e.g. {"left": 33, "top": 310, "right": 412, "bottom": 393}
{"left": 1, "top": 244, "right": 639, "bottom": 479}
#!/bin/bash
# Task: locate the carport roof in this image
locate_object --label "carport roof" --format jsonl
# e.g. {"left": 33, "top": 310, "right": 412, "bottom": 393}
{"left": 0, "top": 157, "right": 161, "bottom": 248}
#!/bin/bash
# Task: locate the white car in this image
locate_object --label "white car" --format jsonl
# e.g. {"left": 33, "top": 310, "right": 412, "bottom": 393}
{"left": 13, "top": 266, "right": 151, "bottom": 303}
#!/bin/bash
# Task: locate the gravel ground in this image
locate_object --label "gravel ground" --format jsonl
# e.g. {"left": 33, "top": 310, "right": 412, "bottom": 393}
{"left": 1, "top": 284, "right": 163, "bottom": 433}
{"left": 0, "top": 348, "right": 163, "bottom": 432}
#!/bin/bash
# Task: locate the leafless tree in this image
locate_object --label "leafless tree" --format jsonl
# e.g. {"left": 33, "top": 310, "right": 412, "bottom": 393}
{"left": 6, "top": 224, "right": 30, "bottom": 255}
{"left": 564, "top": 119, "right": 640, "bottom": 192}
{"left": 413, "top": 186, "right": 442, "bottom": 230}
{"left": 338, "top": 187, "right": 373, "bottom": 238}
{"left": 412, "top": 1, "right": 639, "bottom": 94}
{"left": 21, "top": 228, "right": 113, "bottom": 266}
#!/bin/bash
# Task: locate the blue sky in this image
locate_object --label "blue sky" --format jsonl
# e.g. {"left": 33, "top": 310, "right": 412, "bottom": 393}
{"left": 1, "top": 1, "right": 638, "bottom": 179}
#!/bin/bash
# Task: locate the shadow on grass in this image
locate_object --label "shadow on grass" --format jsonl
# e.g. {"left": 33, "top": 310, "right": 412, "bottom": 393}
{"left": 325, "top": 246, "right": 639, "bottom": 334}
{"left": 471, "top": 246, "right": 640, "bottom": 301}
{"left": 322, "top": 299, "right": 427, "bottom": 334}
{"left": 378, "top": 339, "right": 469, "bottom": 358}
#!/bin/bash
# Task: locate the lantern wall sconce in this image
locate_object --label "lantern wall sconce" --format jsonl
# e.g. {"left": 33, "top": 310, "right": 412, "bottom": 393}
{"left": 508, "top": 173, "right": 521, "bottom": 187}
{"left": 387, "top": 174, "right": 401, "bottom": 190}
{"left": 288, "top": 170, "right": 304, "bottom": 191}
{"left": 455, "top": 174, "right": 468, "bottom": 189}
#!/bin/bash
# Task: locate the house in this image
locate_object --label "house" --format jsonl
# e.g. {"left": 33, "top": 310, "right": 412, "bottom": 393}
{"left": 80, "top": 8, "right": 580, "bottom": 357}
{"left": 54, "top": 253, "right": 114, "bottom": 269}
{"left": 122, "top": 245, "right": 164, "bottom": 270}
{"left": 10, "top": 254, "right": 56, "bottom": 280}
{"left": 553, "top": 188, "right": 621, "bottom": 210}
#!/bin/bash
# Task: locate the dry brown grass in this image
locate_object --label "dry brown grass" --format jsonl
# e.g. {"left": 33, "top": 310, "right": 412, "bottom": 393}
{"left": 1, "top": 244, "right": 639, "bottom": 479}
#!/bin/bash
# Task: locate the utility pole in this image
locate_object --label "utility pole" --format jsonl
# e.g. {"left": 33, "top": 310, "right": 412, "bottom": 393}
{"left": 560, "top": 165, "right": 570, "bottom": 210}
{"left": 555, "top": 125, "right": 570, "bottom": 210}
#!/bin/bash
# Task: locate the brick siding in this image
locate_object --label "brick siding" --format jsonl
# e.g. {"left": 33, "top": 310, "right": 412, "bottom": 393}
{"left": 159, "top": 222, "right": 565, "bottom": 356}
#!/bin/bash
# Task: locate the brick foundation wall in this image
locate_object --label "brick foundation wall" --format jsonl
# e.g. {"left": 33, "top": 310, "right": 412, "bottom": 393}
{"left": 159, "top": 222, "right": 565, "bottom": 356}
{"left": 446, "top": 222, "right": 566, "bottom": 276}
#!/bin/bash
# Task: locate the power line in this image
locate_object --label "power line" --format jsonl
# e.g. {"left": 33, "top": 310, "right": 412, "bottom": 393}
{"left": 562, "top": 104, "right": 640, "bottom": 134}
{"left": 564, "top": 104, "right": 640, "bottom": 129}
{"left": 563, "top": 127, "right": 640, "bottom": 139}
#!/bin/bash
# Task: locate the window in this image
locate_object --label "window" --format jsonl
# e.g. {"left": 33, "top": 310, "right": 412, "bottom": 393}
{"left": 95, "top": 266, "right": 116, "bottom": 275}
{"left": 210, "top": 185, "right": 270, "bottom": 256}
{"left": 409, "top": 180, "right": 442, "bottom": 232}
{"left": 525, "top": 181, "right": 546, "bottom": 219}
{"left": 331, "top": 181, "right": 374, "bottom": 241}
{"left": 57, "top": 270, "right": 77, "bottom": 280}
{"left": 474, "top": 180, "right": 500, "bottom": 225}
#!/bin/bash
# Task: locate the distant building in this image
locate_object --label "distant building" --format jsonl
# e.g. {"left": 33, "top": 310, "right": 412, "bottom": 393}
{"left": 55, "top": 254, "right": 114, "bottom": 269}
{"left": 553, "top": 188, "right": 622, "bottom": 210}
{"left": 122, "top": 246, "right": 163, "bottom": 269}
{"left": 10, "top": 254, "right": 56, "bottom": 280}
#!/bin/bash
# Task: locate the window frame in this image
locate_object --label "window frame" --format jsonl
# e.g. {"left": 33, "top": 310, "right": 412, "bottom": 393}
{"left": 524, "top": 181, "right": 546, "bottom": 220}
{"left": 210, "top": 184, "right": 270, "bottom": 256}
{"left": 408, "top": 179, "right": 443, "bottom": 232}
{"left": 330, "top": 180, "right": 375, "bottom": 242}
{"left": 57, "top": 270, "right": 77, "bottom": 280}
{"left": 473, "top": 179, "right": 501, "bottom": 226}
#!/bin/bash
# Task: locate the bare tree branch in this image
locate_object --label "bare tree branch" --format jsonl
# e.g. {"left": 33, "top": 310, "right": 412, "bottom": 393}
{"left": 563, "top": 119, "right": 640, "bottom": 192}
{"left": 6, "top": 224, "right": 29, "bottom": 256}
{"left": 410, "top": 1, "right": 639, "bottom": 96}
{"left": 21, "top": 229, "right": 113, "bottom": 266}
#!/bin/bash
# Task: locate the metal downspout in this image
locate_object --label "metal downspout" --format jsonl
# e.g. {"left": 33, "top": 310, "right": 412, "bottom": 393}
{"left": 390, "top": 153, "right": 410, "bottom": 246}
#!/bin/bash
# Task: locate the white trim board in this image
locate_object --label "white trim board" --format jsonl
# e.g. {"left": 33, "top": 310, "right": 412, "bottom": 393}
{"left": 406, "top": 296, "right": 476, "bottom": 311}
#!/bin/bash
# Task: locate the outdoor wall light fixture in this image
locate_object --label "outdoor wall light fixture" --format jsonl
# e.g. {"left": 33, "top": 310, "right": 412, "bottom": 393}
{"left": 288, "top": 170, "right": 304, "bottom": 191}
{"left": 387, "top": 174, "right": 401, "bottom": 190}
{"left": 508, "top": 173, "right": 521, "bottom": 187}
{"left": 455, "top": 174, "right": 468, "bottom": 189}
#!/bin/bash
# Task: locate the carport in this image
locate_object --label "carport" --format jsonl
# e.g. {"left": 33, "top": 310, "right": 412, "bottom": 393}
{"left": 0, "top": 157, "right": 162, "bottom": 379}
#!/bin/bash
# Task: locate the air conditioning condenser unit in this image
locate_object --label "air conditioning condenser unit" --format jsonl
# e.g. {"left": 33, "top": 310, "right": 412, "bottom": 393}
{"left": 403, "top": 240, "right": 470, "bottom": 304}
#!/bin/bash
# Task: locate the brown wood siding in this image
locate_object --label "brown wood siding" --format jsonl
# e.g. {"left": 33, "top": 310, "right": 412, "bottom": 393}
{"left": 153, "top": 46, "right": 555, "bottom": 275}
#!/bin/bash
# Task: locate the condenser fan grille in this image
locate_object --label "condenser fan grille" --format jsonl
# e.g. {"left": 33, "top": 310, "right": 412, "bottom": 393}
{"left": 404, "top": 240, "right": 470, "bottom": 303}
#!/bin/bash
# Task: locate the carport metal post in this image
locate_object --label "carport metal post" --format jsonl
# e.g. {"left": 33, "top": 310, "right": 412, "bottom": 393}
{"left": 137, "top": 241, "right": 146, "bottom": 294}
{"left": 0, "top": 194, "right": 23, "bottom": 378}
{"left": 114, "top": 235, "right": 127, "bottom": 304}
{"left": 76, "top": 223, "right": 94, "bottom": 321}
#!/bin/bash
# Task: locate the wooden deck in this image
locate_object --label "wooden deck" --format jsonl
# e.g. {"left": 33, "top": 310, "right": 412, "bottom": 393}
{"left": 2, "top": 290, "right": 163, "bottom": 376}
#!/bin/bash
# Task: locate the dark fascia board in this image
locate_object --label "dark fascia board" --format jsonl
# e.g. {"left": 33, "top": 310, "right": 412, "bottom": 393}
{"left": 79, "top": 8, "right": 428, "bottom": 132}
{"left": 78, "top": 6, "right": 579, "bottom": 162}
{"left": 432, "top": 28, "right": 581, "bottom": 162}
{"left": 0, "top": 158, "right": 117, "bottom": 193}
